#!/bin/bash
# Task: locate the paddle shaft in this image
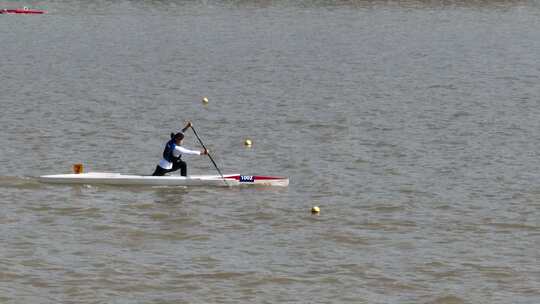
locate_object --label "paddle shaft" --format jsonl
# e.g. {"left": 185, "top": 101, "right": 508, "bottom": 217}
{"left": 190, "top": 126, "right": 229, "bottom": 186}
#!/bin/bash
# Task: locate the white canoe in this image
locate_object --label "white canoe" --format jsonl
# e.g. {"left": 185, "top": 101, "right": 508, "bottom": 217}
{"left": 39, "top": 172, "right": 289, "bottom": 187}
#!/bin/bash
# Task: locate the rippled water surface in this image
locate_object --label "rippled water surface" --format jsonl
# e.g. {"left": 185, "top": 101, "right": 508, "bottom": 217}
{"left": 1, "top": 1, "right": 540, "bottom": 303}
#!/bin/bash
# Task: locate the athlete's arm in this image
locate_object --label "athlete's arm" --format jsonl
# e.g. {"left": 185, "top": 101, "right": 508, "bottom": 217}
{"left": 176, "top": 146, "right": 202, "bottom": 155}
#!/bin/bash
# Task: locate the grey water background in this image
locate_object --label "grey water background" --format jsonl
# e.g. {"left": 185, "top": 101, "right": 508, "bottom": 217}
{"left": 1, "top": 0, "right": 540, "bottom": 303}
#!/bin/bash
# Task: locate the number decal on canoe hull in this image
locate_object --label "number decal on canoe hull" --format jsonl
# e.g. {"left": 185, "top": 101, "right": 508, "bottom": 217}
{"left": 240, "top": 175, "right": 254, "bottom": 182}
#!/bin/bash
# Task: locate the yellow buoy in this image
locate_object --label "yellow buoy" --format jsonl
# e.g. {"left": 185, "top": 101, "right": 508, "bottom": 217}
{"left": 311, "top": 206, "right": 320, "bottom": 214}
{"left": 202, "top": 97, "right": 209, "bottom": 104}
{"left": 244, "top": 139, "right": 252, "bottom": 147}
{"left": 73, "top": 163, "right": 84, "bottom": 174}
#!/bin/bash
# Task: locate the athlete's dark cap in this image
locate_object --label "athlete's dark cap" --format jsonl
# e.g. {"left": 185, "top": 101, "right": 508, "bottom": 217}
{"left": 173, "top": 132, "right": 184, "bottom": 140}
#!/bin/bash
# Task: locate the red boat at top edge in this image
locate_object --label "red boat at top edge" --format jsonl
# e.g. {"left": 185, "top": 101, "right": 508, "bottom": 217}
{"left": 1, "top": 7, "right": 46, "bottom": 14}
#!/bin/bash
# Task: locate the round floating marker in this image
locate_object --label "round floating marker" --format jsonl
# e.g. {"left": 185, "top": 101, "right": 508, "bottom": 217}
{"left": 202, "top": 97, "right": 209, "bottom": 104}
{"left": 244, "top": 139, "right": 252, "bottom": 147}
{"left": 311, "top": 206, "right": 320, "bottom": 214}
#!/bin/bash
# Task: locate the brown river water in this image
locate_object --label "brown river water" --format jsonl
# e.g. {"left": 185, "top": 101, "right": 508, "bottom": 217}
{"left": 1, "top": 1, "right": 539, "bottom": 303}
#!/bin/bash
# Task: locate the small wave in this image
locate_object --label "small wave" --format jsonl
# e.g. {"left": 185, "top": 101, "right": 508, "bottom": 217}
{"left": 179, "top": 271, "right": 252, "bottom": 280}
{"left": 367, "top": 204, "right": 406, "bottom": 213}
{"left": 0, "top": 176, "right": 43, "bottom": 189}
{"left": 487, "top": 222, "right": 539, "bottom": 231}
{"left": 427, "top": 84, "right": 457, "bottom": 90}
{"left": 451, "top": 111, "right": 471, "bottom": 118}
{"left": 427, "top": 295, "right": 466, "bottom": 304}
{"left": 328, "top": 233, "right": 370, "bottom": 246}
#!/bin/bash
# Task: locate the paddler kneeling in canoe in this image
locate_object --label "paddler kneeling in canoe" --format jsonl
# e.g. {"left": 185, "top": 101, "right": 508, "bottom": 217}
{"left": 152, "top": 121, "right": 208, "bottom": 176}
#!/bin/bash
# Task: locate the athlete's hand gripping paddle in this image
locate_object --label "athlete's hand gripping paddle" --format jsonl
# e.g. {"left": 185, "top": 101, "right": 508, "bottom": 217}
{"left": 190, "top": 125, "right": 229, "bottom": 187}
